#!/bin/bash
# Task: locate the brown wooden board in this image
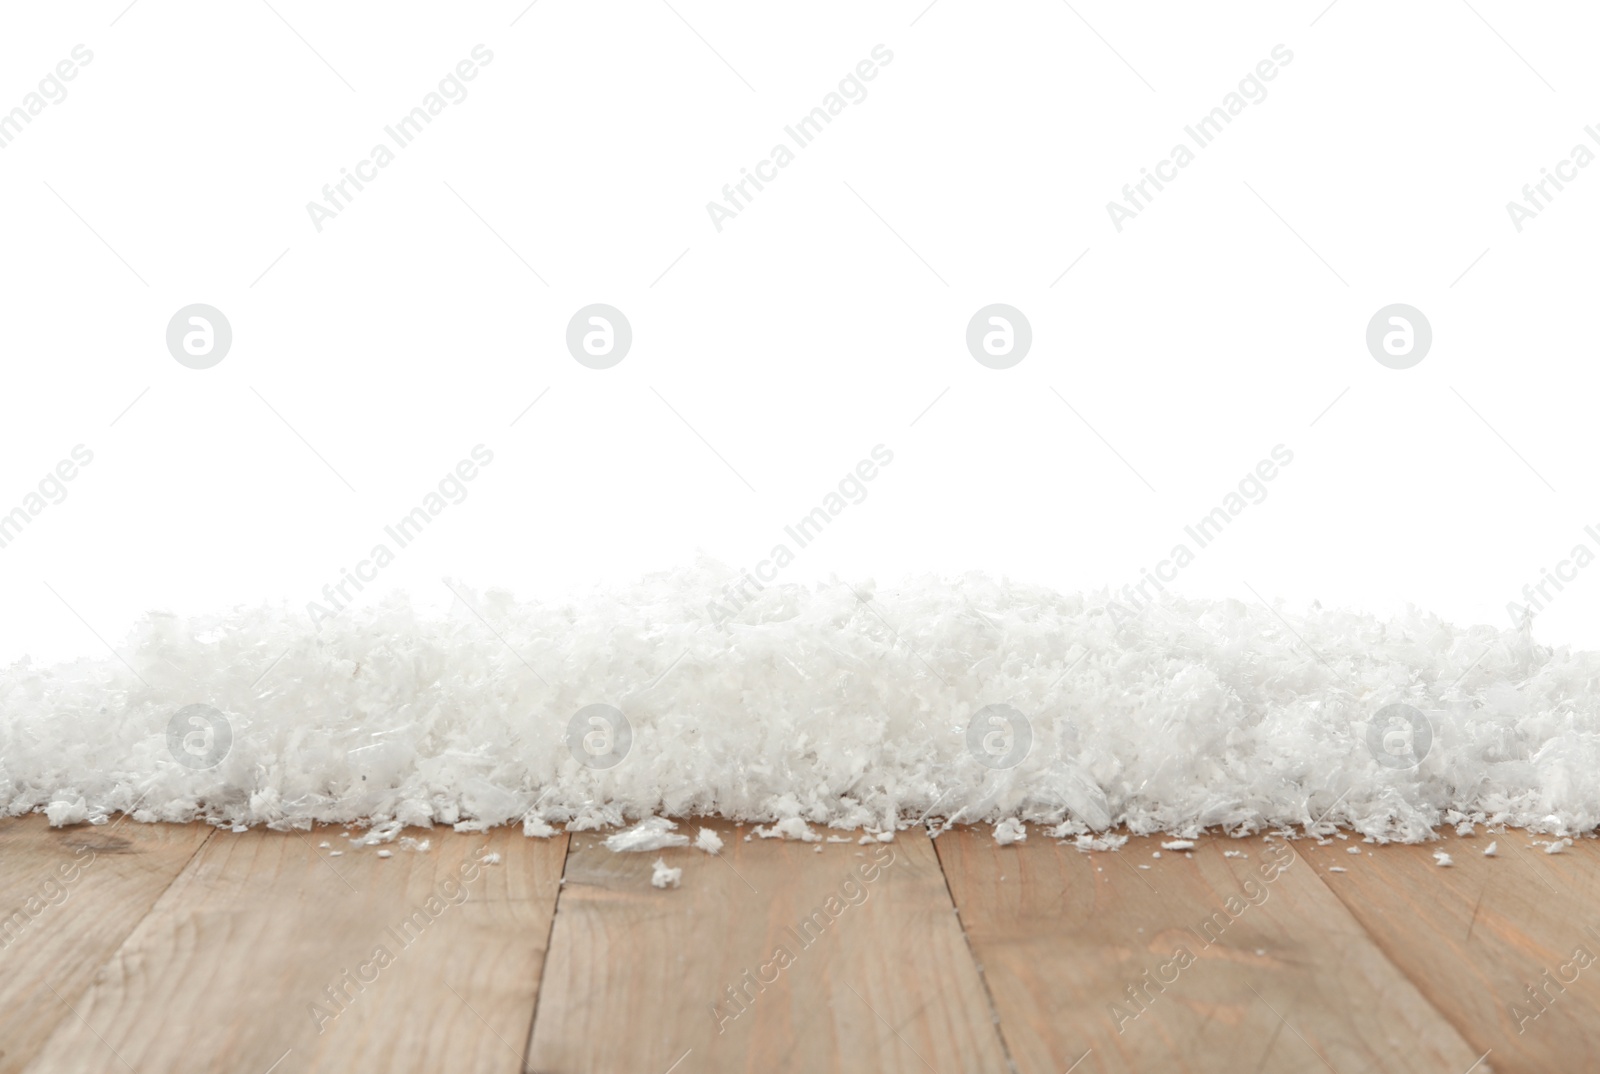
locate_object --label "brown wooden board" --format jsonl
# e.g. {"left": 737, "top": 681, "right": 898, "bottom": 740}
{"left": 1299, "top": 829, "right": 1600, "bottom": 1074}
{"left": 23, "top": 824, "right": 567, "bottom": 1074}
{"left": 526, "top": 820, "right": 1010, "bottom": 1074}
{"left": 933, "top": 826, "right": 1484, "bottom": 1074}
{"left": 0, "top": 813, "right": 213, "bottom": 1074}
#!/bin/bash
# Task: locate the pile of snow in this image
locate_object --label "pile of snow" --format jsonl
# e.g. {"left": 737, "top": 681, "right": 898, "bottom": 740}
{"left": 4, "top": 563, "right": 1600, "bottom": 844}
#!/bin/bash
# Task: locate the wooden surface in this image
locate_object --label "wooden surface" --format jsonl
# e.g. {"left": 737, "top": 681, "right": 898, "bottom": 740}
{"left": 527, "top": 819, "right": 1009, "bottom": 1074}
{"left": 0, "top": 814, "right": 213, "bottom": 1074}
{"left": 2, "top": 816, "right": 1597, "bottom": 1073}
{"left": 1300, "top": 829, "right": 1600, "bottom": 1074}
{"left": 934, "top": 828, "right": 1481, "bottom": 1074}
{"left": 20, "top": 824, "right": 566, "bottom": 1074}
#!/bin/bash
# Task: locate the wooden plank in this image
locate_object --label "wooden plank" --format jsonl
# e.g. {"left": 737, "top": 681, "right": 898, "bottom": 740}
{"left": 526, "top": 820, "right": 1010, "bottom": 1074}
{"left": 0, "top": 814, "right": 212, "bottom": 1074}
{"left": 933, "top": 826, "right": 1483, "bottom": 1074}
{"left": 24, "top": 825, "right": 568, "bottom": 1074}
{"left": 1298, "top": 829, "right": 1600, "bottom": 1074}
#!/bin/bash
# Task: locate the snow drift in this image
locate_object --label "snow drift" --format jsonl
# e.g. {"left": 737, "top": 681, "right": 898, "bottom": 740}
{"left": 4, "top": 562, "right": 1598, "bottom": 843}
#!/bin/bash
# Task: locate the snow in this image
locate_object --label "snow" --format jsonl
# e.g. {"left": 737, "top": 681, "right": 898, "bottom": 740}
{"left": 1483, "top": 841, "right": 1498, "bottom": 856}
{"left": 1433, "top": 850, "right": 1453, "bottom": 867}
{"left": 993, "top": 818, "right": 1026, "bottom": 845}
{"left": 5, "top": 571, "right": 1600, "bottom": 844}
{"left": 650, "top": 858, "right": 682, "bottom": 889}
{"left": 695, "top": 827, "right": 724, "bottom": 854}
{"left": 603, "top": 817, "right": 689, "bottom": 853}
{"left": 753, "top": 818, "right": 821, "bottom": 842}
{"left": 523, "top": 815, "right": 557, "bottom": 838}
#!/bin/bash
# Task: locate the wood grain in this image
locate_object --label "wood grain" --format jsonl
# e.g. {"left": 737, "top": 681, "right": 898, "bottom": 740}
{"left": 933, "top": 826, "right": 1483, "bottom": 1074}
{"left": 1298, "top": 829, "right": 1600, "bottom": 1074}
{"left": 526, "top": 820, "right": 1010, "bottom": 1074}
{"left": 10, "top": 814, "right": 1598, "bottom": 1074}
{"left": 0, "top": 813, "right": 213, "bottom": 1074}
{"left": 23, "top": 825, "right": 567, "bottom": 1074}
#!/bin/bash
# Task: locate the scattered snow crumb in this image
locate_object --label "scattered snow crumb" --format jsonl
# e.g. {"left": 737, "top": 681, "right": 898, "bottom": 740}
{"left": 1072, "top": 833, "right": 1128, "bottom": 853}
{"left": 1456, "top": 821, "right": 1475, "bottom": 836}
{"left": 523, "top": 815, "right": 558, "bottom": 839}
{"left": 44, "top": 799, "right": 87, "bottom": 827}
{"left": 1346, "top": 847, "right": 1363, "bottom": 855}
{"left": 319, "top": 841, "right": 331, "bottom": 848}
{"left": 1161, "top": 839, "right": 1195, "bottom": 851}
{"left": 398, "top": 836, "right": 430, "bottom": 853}
{"left": 1335, "top": 834, "right": 1349, "bottom": 841}
{"left": 1545, "top": 839, "right": 1571, "bottom": 855}
{"left": 1316, "top": 839, "right": 1331, "bottom": 846}
{"left": 605, "top": 817, "right": 690, "bottom": 853}
{"left": 813, "top": 845, "right": 822, "bottom": 853}
{"left": 650, "top": 858, "right": 682, "bottom": 889}
{"left": 994, "top": 818, "right": 1027, "bottom": 845}
{"left": 1138, "top": 864, "right": 1151, "bottom": 870}
{"left": 481, "top": 852, "right": 502, "bottom": 865}
{"left": 1328, "top": 866, "right": 1347, "bottom": 873}
{"left": 353, "top": 821, "right": 404, "bottom": 847}
{"left": 1223, "top": 850, "right": 1245, "bottom": 859}
{"left": 1433, "top": 850, "right": 1453, "bottom": 867}
{"left": 1151, "top": 851, "right": 1161, "bottom": 859}
{"left": 376, "top": 849, "right": 393, "bottom": 859}
{"left": 1483, "top": 841, "right": 1498, "bottom": 857}
{"left": 826, "top": 835, "right": 851, "bottom": 843}
{"left": 859, "top": 835, "right": 876, "bottom": 845}
{"left": 753, "top": 818, "right": 822, "bottom": 842}
{"left": 328, "top": 851, "right": 343, "bottom": 857}
{"left": 1254, "top": 949, "right": 1265, "bottom": 956}
{"left": 695, "top": 828, "right": 724, "bottom": 855}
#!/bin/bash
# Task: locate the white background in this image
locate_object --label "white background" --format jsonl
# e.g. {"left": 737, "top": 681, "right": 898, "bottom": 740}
{"left": 1, "top": 0, "right": 1597, "bottom": 665}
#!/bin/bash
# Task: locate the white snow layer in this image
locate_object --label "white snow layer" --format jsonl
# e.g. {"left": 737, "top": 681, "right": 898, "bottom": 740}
{"left": 3, "top": 567, "right": 1600, "bottom": 844}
